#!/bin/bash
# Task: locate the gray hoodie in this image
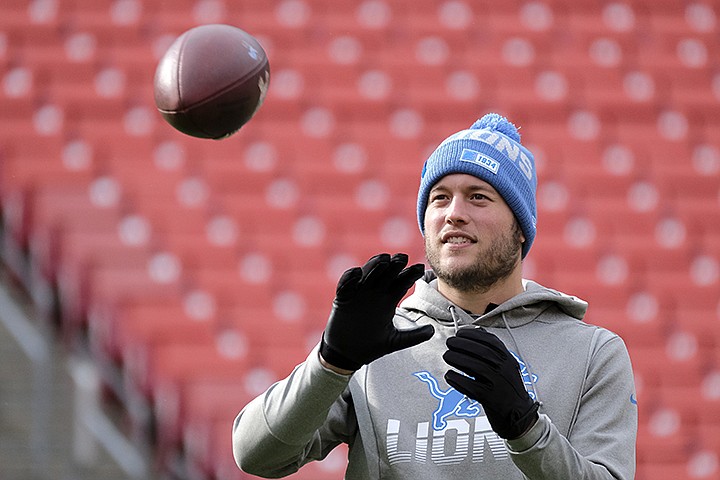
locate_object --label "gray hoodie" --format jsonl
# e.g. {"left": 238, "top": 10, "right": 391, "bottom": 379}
{"left": 233, "top": 273, "right": 638, "bottom": 479}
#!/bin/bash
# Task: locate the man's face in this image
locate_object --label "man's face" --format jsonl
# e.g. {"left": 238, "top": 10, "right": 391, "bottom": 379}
{"left": 423, "top": 174, "right": 524, "bottom": 293}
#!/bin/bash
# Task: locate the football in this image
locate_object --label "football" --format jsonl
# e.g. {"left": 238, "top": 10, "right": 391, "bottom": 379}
{"left": 154, "top": 24, "right": 270, "bottom": 139}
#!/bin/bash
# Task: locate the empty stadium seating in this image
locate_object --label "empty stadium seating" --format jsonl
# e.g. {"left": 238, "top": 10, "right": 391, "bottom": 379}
{"left": 1, "top": 0, "right": 719, "bottom": 479}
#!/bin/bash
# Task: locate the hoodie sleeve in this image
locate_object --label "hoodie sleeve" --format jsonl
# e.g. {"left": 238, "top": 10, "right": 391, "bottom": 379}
{"left": 232, "top": 343, "right": 355, "bottom": 477}
{"left": 506, "top": 329, "right": 638, "bottom": 480}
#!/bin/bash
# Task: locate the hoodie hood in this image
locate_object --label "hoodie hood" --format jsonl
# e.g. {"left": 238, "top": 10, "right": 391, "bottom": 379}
{"left": 400, "top": 270, "right": 588, "bottom": 329}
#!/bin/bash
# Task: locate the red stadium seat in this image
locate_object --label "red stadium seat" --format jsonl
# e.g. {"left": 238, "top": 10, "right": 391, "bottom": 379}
{"left": 698, "top": 375, "right": 720, "bottom": 427}
{"left": 631, "top": 343, "right": 705, "bottom": 389}
{"left": 697, "top": 423, "right": 720, "bottom": 451}
{"left": 64, "top": 262, "right": 185, "bottom": 337}
{"left": 103, "top": 298, "right": 218, "bottom": 364}
{"left": 181, "top": 381, "right": 254, "bottom": 476}
{"left": 159, "top": 233, "right": 240, "bottom": 272}
{"left": 586, "top": 306, "right": 665, "bottom": 350}
{"left": 670, "top": 308, "right": 720, "bottom": 349}
{"left": 51, "top": 230, "right": 152, "bottom": 324}
{"left": 0, "top": 165, "right": 97, "bottom": 250}
{"left": 136, "top": 340, "right": 251, "bottom": 461}
{"left": 188, "top": 264, "right": 274, "bottom": 307}
{"left": 636, "top": 420, "right": 693, "bottom": 465}
{"left": 25, "top": 188, "right": 124, "bottom": 281}
{"left": 636, "top": 462, "right": 689, "bottom": 480}
{"left": 3, "top": 0, "right": 720, "bottom": 478}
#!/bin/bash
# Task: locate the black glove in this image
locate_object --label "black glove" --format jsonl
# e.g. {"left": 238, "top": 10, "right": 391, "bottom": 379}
{"left": 320, "top": 253, "right": 435, "bottom": 371}
{"left": 443, "top": 327, "right": 539, "bottom": 440}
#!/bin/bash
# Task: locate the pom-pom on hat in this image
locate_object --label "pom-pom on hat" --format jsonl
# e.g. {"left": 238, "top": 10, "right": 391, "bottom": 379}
{"left": 417, "top": 113, "right": 538, "bottom": 258}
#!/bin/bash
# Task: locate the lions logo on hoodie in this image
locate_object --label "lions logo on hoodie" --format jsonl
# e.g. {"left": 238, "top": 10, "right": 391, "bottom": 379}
{"left": 414, "top": 351, "right": 538, "bottom": 432}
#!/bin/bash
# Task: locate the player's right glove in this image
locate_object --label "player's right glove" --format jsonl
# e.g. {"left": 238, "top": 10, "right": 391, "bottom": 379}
{"left": 443, "top": 327, "right": 540, "bottom": 440}
{"left": 320, "top": 253, "right": 435, "bottom": 372}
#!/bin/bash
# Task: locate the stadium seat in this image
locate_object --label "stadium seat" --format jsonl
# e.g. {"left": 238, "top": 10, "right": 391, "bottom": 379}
{"left": 127, "top": 339, "right": 250, "bottom": 409}
{"left": 51, "top": 230, "right": 152, "bottom": 324}
{"left": 642, "top": 268, "right": 720, "bottom": 313}
{"left": 26, "top": 189, "right": 124, "bottom": 280}
{"left": 631, "top": 343, "right": 705, "bottom": 389}
{"left": 656, "top": 384, "right": 702, "bottom": 426}
{"left": 159, "top": 232, "right": 240, "bottom": 271}
{"left": 698, "top": 378, "right": 720, "bottom": 427}
{"left": 0, "top": 164, "right": 97, "bottom": 249}
{"left": 696, "top": 423, "right": 720, "bottom": 451}
{"left": 156, "top": 376, "right": 251, "bottom": 466}
{"left": 200, "top": 157, "right": 279, "bottom": 197}
{"left": 63, "top": 261, "right": 185, "bottom": 338}
{"left": 668, "top": 69, "right": 719, "bottom": 108}
{"left": 635, "top": 461, "right": 689, "bottom": 480}
{"left": 129, "top": 337, "right": 230, "bottom": 438}
{"left": 180, "top": 380, "right": 254, "bottom": 476}
{"left": 586, "top": 306, "right": 665, "bottom": 350}
{"left": 636, "top": 421, "right": 693, "bottom": 465}
{"left": 670, "top": 308, "right": 720, "bottom": 350}
{"left": 2, "top": 0, "right": 720, "bottom": 478}
{"left": 672, "top": 196, "right": 720, "bottom": 238}
{"left": 187, "top": 264, "right": 275, "bottom": 309}
{"left": 102, "top": 297, "right": 218, "bottom": 364}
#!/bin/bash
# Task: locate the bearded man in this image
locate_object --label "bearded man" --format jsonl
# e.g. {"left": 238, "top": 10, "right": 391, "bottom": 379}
{"left": 233, "top": 113, "right": 638, "bottom": 480}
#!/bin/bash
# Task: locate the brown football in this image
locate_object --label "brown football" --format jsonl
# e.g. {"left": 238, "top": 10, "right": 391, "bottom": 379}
{"left": 154, "top": 24, "right": 270, "bottom": 139}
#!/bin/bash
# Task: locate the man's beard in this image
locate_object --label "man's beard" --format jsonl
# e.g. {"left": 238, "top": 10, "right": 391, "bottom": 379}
{"left": 425, "top": 221, "right": 524, "bottom": 294}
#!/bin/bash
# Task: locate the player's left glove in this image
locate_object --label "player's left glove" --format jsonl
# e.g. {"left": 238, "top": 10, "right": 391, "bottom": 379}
{"left": 443, "top": 327, "right": 540, "bottom": 440}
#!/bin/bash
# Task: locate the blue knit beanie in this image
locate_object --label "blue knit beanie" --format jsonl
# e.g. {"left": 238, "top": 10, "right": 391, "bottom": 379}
{"left": 417, "top": 113, "right": 538, "bottom": 258}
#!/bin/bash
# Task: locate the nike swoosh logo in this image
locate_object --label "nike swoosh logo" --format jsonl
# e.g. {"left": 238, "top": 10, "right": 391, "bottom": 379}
{"left": 630, "top": 394, "right": 638, "bottom": 405}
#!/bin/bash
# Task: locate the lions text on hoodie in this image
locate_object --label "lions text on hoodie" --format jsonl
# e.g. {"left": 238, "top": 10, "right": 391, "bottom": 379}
{"left": 233, "top": 273, "right": 638, "bottom": 479}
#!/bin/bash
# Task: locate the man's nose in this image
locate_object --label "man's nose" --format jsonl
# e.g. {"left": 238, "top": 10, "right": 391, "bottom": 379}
{"left": 446, "top": 198, "right": 469, "bottom": 225}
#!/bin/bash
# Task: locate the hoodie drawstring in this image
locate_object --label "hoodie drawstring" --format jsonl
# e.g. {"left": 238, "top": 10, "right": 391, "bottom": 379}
{"left": 449, "top": 305, "right": 461, "bottom": 333}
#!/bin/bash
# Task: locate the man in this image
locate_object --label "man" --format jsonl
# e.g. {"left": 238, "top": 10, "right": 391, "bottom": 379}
{"left": 233, "top": 113, "right": 638, "bottom": 479}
